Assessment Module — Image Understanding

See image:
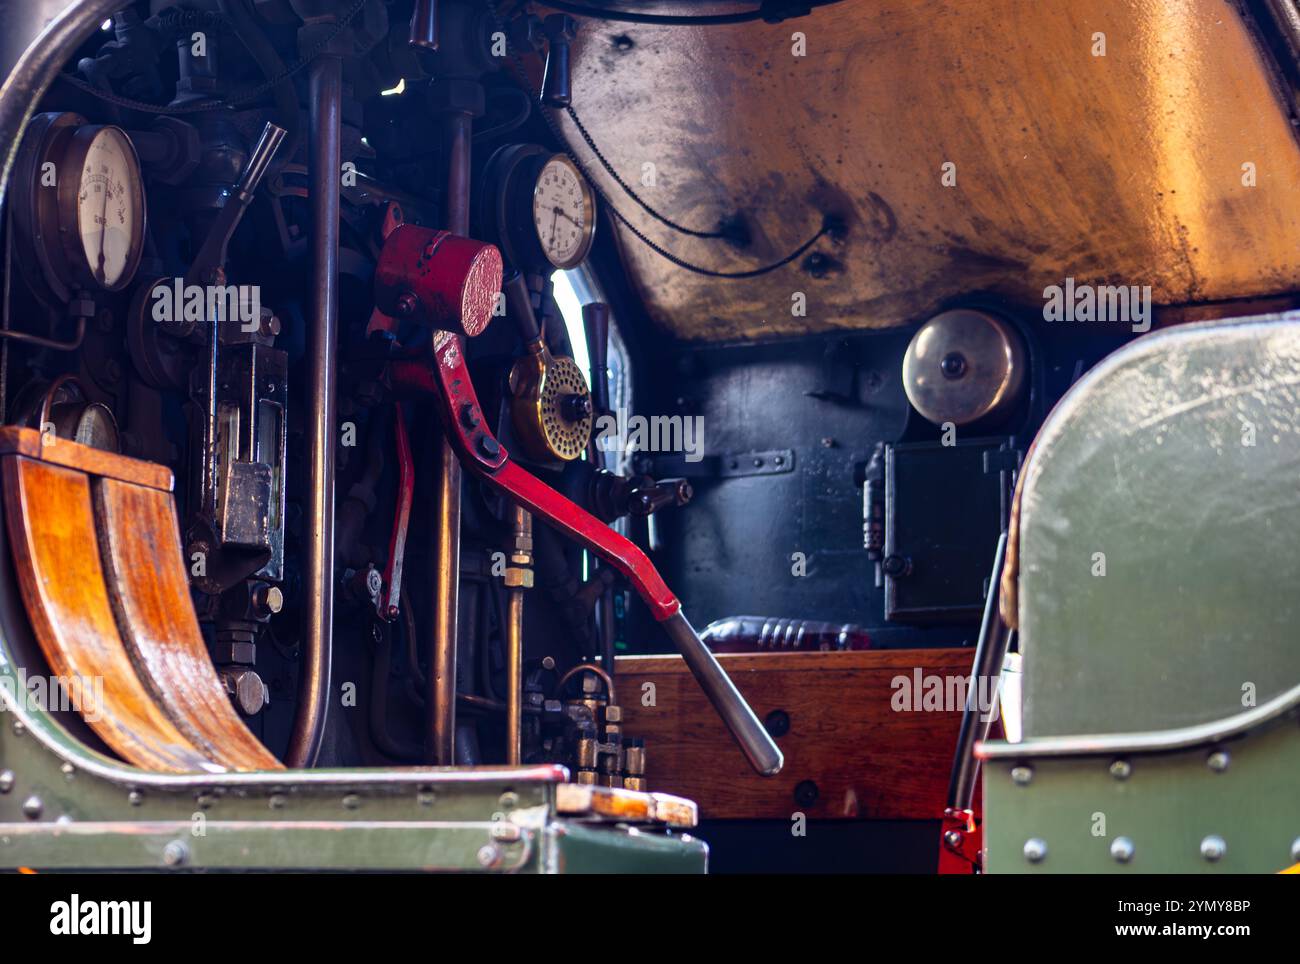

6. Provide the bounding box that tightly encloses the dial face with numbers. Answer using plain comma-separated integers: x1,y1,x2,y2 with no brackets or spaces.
531,154,595,269
73,127,144,290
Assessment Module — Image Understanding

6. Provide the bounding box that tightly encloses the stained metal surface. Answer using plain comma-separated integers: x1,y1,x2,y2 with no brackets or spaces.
1014,312,1300,738
557,0,1300,341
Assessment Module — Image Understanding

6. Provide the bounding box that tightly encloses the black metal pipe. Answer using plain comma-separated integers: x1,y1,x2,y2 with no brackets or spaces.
443,111,473,234
286,53,342,768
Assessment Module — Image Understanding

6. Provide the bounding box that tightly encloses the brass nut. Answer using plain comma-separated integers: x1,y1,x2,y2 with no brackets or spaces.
503,568,534,588
603,705,622,723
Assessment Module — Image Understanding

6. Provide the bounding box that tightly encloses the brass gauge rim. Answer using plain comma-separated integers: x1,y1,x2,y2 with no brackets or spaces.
510,345,593,462
532,153,596,270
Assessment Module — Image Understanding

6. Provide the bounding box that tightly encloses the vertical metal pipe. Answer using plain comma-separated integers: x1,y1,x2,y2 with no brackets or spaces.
428,444,460,765
409,0,439,51
427,109,474,764
286,54,342,768
443,111,473,235
506,506,531,765
583,303,615,672
946,532,1011,811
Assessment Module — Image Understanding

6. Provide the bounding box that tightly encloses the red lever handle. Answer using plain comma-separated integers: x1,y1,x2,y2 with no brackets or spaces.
389,333,783,776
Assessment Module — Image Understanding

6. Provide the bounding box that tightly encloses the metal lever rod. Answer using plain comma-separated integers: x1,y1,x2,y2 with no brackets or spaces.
389,336,784,776
946,531,1011,812
186,121,286,288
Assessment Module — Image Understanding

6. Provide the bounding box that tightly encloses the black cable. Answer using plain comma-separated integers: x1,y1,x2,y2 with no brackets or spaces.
473,86,534,141
57,0,369,116
607,205,832,278
561,103,728,239
490,1,734,238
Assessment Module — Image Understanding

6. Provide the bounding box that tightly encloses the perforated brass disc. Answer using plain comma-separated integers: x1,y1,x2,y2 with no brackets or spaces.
540,355,592,460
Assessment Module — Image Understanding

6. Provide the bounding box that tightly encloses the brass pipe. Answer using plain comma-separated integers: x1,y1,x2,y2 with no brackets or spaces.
428,448,460,764
506,585,524,764
427,107,474,765
506,506,532,765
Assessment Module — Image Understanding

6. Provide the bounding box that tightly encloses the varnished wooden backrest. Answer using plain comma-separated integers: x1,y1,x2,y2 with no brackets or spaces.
0,427,280,771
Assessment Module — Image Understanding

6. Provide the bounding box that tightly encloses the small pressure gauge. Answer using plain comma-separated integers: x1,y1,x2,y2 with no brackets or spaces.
531,154,595,269
479,144,597,272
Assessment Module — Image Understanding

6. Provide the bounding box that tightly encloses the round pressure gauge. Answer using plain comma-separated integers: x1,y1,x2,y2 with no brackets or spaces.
13,112,147,302
64,125,146,290
478,144,596,272
531,154,595,269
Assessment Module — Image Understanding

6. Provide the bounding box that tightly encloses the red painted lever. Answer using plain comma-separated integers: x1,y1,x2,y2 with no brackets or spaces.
389,332,783,776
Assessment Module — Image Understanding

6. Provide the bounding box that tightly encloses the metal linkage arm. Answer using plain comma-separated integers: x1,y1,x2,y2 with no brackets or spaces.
390,335,783,777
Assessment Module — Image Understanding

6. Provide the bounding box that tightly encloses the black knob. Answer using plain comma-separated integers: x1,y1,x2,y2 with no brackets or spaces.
560,393,592,422
583,302,610,415
542,14,577,108
941,351,967,379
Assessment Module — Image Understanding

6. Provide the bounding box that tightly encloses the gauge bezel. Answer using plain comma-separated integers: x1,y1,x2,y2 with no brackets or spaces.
12,112,84,306
55,123,147,293
531,153,596,270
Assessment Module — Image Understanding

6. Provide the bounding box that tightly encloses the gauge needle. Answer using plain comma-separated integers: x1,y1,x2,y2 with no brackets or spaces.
549,208,559,247
95,182,110,285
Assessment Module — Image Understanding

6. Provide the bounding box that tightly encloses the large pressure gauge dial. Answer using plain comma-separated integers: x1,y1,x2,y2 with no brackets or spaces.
68,125,146,290
531,154,595,269
13,112,147,302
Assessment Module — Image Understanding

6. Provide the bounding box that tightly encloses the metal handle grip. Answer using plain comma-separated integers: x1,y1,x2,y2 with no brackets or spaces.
660,610,784,776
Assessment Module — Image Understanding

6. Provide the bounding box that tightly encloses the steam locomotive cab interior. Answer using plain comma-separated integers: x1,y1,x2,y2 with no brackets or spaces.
2,0,1300,876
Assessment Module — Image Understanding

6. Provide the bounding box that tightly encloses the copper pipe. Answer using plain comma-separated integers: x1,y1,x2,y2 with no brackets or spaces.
506,506,532,765
557,663,617,704
428,447,460,764
286,53,341,768
427,108,474,764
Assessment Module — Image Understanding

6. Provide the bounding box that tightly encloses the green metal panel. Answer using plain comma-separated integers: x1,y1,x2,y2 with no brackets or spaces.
548,822,708,874
983,717,1300,874
984,312,1300,873
0,641,705,873
1017,313,1300,737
